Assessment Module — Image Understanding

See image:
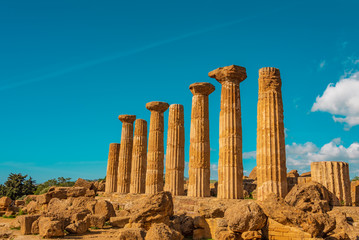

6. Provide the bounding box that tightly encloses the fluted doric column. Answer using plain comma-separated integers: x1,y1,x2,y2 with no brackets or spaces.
311,161,351,206
164,104,185,196
209,65,246,199
256,67,287,201
117,115,136,193
188,82,215,197
145,101,169,194
105,143,121,193
130,119,148,194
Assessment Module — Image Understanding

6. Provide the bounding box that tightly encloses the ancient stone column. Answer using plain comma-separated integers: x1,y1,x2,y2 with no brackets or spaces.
209,65,246,199
164,104,185,196
188,82,215,197
105,143,121,193
311,161,352,206
351,181,359,206
130,119,148,194
256,67,288,201
145,101,169,194
117,115,136,193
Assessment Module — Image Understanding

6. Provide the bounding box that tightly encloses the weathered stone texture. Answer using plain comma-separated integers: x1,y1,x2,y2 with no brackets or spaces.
298,176,311,185
209,65,246,199
256,67,287,201
311,161,351,206
145,101,169,194
105,143,121,193
351,180,359,206
164,104,185,196
130,119,148,194
188,82,215,197
117,115,136,193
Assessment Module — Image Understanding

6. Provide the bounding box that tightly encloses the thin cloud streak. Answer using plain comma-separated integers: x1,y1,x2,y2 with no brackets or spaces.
0,5,293,92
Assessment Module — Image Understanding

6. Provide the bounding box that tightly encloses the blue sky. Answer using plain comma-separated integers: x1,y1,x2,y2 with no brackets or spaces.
1,0,359,183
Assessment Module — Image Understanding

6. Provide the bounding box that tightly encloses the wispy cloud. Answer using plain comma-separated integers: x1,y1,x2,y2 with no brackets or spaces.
0,5,295,92
318,60,326,70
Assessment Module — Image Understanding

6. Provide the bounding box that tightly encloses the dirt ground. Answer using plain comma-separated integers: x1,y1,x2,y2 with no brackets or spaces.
0,217,120,240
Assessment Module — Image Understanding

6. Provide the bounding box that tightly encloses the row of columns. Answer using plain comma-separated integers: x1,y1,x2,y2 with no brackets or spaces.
105,65,288,200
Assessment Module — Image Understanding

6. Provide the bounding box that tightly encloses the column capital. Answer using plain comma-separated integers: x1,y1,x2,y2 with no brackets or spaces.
118,114,136,123
209,65,247,84
146,101,169,113
189,82,215,96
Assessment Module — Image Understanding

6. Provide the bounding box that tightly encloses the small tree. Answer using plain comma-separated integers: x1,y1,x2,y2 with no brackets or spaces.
352,176,359,181
0,173,36,200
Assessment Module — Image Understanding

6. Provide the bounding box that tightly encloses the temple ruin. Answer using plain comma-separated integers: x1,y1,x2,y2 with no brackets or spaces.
103,65,353,207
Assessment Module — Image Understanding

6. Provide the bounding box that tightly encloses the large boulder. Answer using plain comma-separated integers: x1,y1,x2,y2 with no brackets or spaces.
287,169,299,178
129,191,174,230
22,200,40,214
259,193,335,238
74,178,97,192
170,215,194,237
241,230,262,240
328,208,359,240
46,186,88,200
285,181,331,213
224,200,267,233
110,216,130,228
145,223,183,240
117,228,146,240
0,197,12,210
86,214,106,228
249,167,257,180
47,197,94,226
94,180,106,192
18,215,40,235
65,220,88,234
94,200,116,220
38,217,65,238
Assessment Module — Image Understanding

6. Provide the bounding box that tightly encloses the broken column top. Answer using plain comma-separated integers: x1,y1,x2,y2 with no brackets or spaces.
146,101,169,112
312,161,349,166
118,114,136,123
208,65,247,84
259,67,280,77
258,67,281,92
189,82,215,96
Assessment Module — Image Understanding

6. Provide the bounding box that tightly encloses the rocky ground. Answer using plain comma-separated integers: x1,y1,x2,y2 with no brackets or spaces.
1,179,359,240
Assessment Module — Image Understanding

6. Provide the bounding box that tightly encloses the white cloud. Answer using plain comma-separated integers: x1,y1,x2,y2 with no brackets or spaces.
210,164,218,180
243,151,256,159
242,139,359,177
286,138,359,176
312,71,359,128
